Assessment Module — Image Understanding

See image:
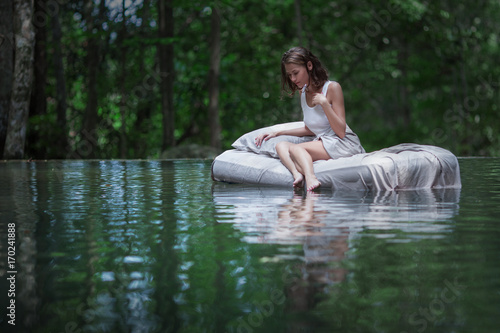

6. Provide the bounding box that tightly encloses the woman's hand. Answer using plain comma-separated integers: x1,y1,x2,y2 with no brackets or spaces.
311,93,328,108
254,132,278,147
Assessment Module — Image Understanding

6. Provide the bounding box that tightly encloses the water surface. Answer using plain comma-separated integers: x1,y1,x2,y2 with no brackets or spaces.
0,158,499,332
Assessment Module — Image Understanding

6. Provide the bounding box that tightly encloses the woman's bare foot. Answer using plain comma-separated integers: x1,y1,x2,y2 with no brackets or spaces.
292,173,304,188
305,176,321,192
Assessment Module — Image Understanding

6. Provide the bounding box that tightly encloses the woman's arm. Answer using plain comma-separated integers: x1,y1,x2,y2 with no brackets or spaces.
278,126,315,137
254,125,314,147
312,81,347,138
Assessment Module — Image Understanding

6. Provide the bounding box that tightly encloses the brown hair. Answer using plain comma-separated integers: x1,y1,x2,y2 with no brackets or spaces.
281,46,329,97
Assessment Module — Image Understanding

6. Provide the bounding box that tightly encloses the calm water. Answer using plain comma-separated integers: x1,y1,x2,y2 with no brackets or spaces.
0,158,499,333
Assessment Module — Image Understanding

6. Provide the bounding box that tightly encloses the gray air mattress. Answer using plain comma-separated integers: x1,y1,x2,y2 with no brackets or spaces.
211,124,461,191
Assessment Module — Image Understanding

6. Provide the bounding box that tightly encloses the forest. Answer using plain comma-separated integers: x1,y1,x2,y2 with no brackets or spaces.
1,0,499,160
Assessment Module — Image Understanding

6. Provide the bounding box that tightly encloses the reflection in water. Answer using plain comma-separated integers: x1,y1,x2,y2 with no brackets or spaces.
0,161,194,332
1,160,281,332
212,184,461,328
3,159,500,333
212,184,461,245
275,193,349,328
3,164,39,329
275,192,349,279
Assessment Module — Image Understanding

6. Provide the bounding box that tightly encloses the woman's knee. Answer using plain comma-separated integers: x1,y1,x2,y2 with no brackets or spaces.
276,141,291,154
288,144,304,159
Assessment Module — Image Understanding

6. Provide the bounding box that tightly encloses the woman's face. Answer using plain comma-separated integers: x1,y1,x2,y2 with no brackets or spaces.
284,61,312,90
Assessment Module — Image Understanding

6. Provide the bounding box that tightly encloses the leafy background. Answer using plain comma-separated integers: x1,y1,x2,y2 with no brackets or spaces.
24,0,500,159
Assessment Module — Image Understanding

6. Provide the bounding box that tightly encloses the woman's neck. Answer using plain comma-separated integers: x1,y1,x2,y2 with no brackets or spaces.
305,84,322,94
306,80,327,93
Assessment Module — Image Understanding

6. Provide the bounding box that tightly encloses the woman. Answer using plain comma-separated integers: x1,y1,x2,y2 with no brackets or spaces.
255,47,365,191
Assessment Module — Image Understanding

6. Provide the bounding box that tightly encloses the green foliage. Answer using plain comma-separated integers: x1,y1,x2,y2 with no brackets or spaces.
27,0,500,159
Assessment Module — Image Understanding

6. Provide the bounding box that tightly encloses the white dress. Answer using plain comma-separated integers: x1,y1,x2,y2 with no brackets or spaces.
302,81,365,159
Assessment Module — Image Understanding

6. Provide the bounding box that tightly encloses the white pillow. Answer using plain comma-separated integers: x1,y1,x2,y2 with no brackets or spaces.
231,122,314,158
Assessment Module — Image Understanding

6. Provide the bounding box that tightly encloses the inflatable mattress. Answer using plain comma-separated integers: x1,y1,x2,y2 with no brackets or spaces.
211,122,461,191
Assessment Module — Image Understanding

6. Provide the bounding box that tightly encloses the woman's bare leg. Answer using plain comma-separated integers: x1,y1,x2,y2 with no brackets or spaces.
289,141,330,191
276,142,304,188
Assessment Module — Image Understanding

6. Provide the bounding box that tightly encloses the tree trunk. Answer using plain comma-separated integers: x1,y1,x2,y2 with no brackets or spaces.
51,9,69,158
82,0,104,158
294,0,304,47
26,0,47,158
158,0,175,151
4,0,35,159
208,6,221,150
30,0,47,117
119,0,128,159
132,0,152,158
0,0,14,157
